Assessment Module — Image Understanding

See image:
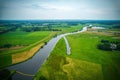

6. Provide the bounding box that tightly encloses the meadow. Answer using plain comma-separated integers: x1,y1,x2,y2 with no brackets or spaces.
0,31,50,49
35,30,120,80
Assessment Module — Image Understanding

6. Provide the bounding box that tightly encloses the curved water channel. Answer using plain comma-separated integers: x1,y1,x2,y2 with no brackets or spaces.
63,36,71,55
8,27,87,80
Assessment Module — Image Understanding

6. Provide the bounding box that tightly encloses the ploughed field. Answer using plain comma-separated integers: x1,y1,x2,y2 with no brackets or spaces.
35,30,120,80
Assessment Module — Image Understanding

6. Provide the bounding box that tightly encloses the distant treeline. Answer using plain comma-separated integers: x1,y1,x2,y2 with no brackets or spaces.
0,23,21,34
20,26,62,32
0,20,120,33
112,25,120,28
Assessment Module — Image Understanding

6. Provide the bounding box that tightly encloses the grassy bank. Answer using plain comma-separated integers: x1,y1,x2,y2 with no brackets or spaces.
35,30,120,80
12,32,55,64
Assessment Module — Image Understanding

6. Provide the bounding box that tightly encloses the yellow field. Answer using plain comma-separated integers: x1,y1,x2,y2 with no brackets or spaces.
12,43,44,64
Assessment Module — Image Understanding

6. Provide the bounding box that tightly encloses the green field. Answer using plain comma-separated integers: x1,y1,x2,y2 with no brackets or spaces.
0,31,51,47
35,31,120,80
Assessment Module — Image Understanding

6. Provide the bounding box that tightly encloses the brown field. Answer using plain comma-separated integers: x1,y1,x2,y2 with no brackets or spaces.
12,43,44,64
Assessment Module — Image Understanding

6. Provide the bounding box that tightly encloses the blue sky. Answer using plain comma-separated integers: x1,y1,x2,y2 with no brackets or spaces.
0,0,120,20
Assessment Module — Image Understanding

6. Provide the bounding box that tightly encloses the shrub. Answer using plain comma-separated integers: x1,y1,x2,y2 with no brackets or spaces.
0,69,11,80
44,42,47,45
39,75,47,80
117,44,120,50
4,44,12,48
98,43,111,51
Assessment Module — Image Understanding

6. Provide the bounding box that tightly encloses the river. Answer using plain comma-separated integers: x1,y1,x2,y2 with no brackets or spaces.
8,27,87,80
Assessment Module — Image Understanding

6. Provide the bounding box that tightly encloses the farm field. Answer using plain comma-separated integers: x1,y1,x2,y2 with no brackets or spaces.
35,30,120,80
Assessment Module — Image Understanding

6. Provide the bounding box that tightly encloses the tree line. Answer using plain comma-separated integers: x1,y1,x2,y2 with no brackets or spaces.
97,39,120,51
20,26,61,32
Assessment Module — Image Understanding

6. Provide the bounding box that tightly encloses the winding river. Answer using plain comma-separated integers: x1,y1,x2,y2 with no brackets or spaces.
8,27,87,80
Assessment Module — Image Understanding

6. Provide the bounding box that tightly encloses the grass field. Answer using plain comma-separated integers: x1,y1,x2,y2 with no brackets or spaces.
0,31,51,48
35,30,120,80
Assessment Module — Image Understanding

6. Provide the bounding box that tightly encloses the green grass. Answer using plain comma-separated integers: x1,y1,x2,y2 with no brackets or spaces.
67,32,120,80
0,31,50,47
67,33,116,64
35,31,120,80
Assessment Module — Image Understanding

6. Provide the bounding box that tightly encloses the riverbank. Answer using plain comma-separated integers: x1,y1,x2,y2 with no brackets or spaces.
12,32,56,64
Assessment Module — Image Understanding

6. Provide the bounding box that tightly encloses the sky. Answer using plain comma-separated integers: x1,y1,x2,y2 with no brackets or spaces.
0,0,120,20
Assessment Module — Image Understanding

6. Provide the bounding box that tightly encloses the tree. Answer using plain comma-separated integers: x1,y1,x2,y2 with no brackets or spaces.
98,43,111,51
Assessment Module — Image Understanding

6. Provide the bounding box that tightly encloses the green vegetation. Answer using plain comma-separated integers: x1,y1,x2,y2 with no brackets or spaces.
35,31,120,80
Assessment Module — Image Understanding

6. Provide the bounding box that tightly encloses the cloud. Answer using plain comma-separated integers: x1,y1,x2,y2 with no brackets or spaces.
0,0,120,20
28,4,57,10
